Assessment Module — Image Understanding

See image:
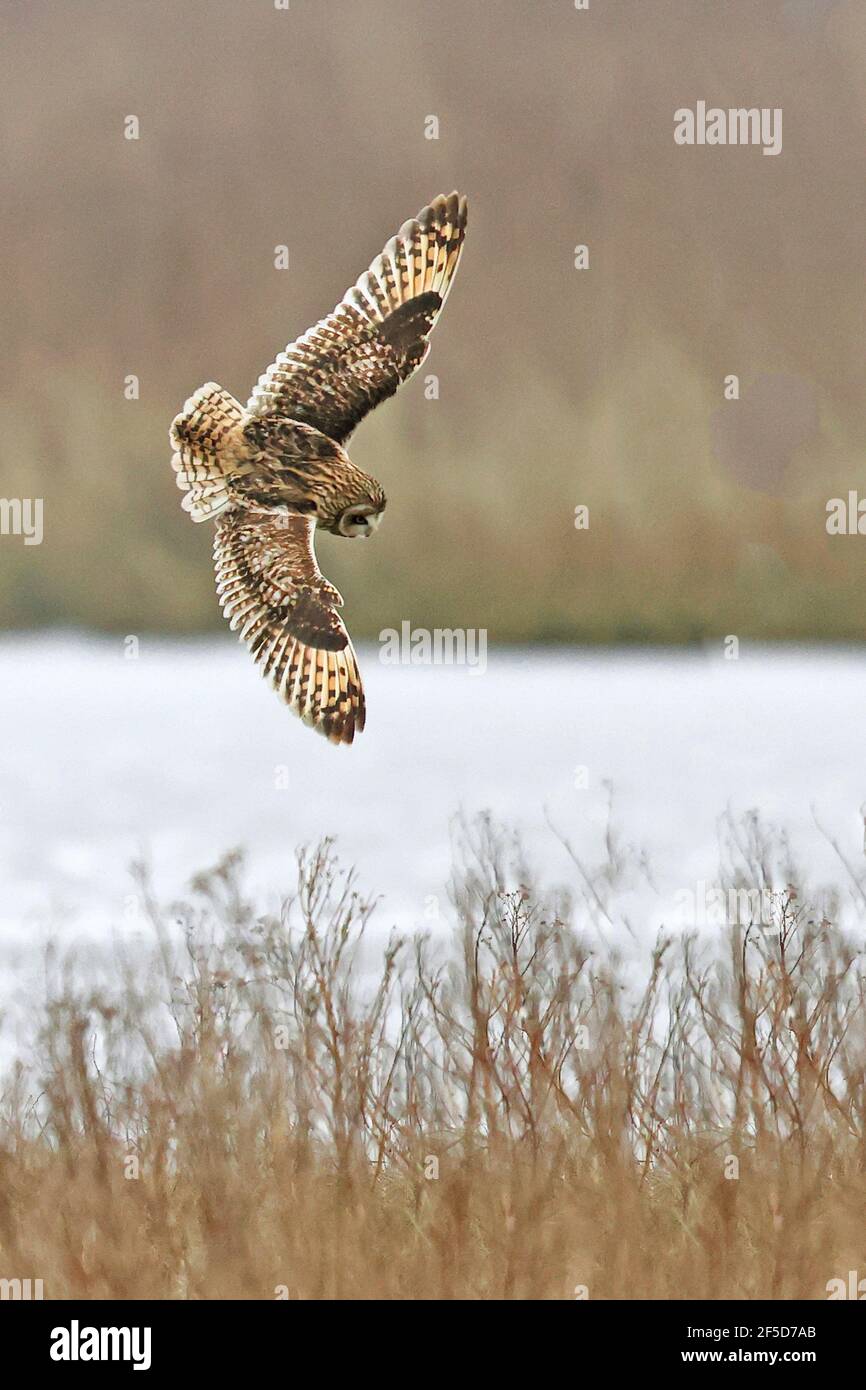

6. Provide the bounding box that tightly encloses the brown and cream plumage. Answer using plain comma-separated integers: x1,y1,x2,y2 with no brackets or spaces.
170,191,468,744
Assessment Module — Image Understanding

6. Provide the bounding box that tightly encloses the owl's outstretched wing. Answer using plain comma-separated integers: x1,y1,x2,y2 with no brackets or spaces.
247,191,468,444
214,510,365,745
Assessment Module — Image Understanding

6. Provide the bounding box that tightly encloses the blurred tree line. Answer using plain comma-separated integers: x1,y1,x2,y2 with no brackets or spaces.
1,0,863,641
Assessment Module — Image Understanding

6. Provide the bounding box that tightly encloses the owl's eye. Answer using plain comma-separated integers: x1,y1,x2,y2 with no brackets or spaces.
338,509,375,537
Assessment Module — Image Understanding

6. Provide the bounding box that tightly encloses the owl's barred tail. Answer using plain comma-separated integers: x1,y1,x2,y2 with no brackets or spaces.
170,383,254,522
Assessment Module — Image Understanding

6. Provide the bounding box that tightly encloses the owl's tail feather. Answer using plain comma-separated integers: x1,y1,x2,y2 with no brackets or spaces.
170,382,254,522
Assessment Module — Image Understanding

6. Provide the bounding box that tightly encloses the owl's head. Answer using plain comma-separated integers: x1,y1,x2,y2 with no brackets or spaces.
333,503,385,539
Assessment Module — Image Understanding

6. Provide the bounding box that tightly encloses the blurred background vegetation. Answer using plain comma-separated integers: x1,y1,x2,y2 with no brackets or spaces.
1,0,864,642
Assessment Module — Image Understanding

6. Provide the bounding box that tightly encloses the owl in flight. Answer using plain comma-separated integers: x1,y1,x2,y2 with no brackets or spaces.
170,192,468,744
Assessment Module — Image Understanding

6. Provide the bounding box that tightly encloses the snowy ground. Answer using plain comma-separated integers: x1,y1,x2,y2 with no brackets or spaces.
0,634,864,951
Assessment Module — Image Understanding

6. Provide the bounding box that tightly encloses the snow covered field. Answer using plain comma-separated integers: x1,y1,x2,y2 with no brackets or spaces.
1,634,863,947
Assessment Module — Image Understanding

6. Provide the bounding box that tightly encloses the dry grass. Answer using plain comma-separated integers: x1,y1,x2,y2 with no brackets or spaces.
2,814,866,1299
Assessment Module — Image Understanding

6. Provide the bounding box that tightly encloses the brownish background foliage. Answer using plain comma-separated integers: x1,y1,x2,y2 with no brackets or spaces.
1,0,864,639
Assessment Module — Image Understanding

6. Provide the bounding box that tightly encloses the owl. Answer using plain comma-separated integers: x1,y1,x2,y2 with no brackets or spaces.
170,192,468,744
